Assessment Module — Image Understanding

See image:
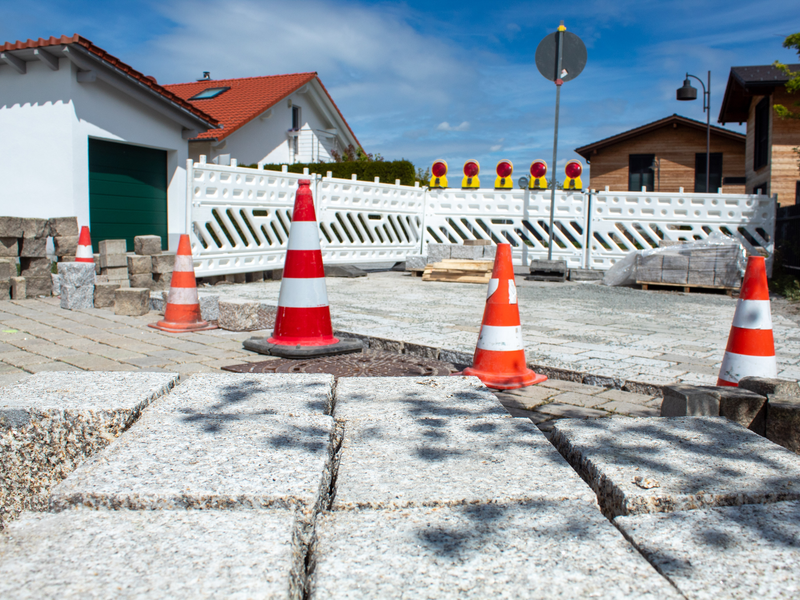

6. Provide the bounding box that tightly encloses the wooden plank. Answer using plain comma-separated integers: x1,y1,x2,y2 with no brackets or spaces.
636,280,739,294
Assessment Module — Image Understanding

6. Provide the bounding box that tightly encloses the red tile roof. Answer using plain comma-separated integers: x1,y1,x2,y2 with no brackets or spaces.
0,35,218,127
164,73,361,146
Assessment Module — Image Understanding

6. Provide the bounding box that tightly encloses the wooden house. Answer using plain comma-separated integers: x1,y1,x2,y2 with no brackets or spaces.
575,114,746,194
719,64,800,206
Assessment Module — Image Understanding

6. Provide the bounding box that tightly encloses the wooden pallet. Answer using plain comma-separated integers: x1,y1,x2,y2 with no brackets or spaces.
422,259,494,284
636,280,739,295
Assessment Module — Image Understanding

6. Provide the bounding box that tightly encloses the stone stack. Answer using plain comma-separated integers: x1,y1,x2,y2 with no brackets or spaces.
134,235,172,291
97,240,129,288
49,217,79,263
635,243,743,288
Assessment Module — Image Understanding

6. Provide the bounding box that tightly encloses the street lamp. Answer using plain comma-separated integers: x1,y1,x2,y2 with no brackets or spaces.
677,71,711,194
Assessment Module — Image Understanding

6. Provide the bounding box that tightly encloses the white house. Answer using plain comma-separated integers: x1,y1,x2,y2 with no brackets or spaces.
164,72,361,166
0,35,218,251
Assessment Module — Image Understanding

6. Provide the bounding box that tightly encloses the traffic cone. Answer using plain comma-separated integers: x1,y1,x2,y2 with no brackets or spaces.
75,226,93,263
149,234,217,333
242,179,362,358
717,255,776,386
462,244,547,390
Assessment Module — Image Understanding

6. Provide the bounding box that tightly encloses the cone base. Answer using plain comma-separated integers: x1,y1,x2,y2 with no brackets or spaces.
148,320,218,334
460,366,547,390
243,336,364,358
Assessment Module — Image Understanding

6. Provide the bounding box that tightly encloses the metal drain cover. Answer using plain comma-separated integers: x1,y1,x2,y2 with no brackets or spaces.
222,349,457,378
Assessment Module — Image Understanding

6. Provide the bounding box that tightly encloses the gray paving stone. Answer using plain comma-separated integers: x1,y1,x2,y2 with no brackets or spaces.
739,376,800,399
404,254,426,270
0,508,304,599
0,372,178,528
310,502,681,599
115,287,149,316
334,376,507,422
551,390,608,408
134,235,162,255
615,501,800,600
661,384,767,434
535,403,609,419
47,217,79,237
551,416,800,518
218,298,276,331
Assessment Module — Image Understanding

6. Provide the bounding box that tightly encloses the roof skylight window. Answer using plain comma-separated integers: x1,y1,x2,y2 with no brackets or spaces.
189,87,230,100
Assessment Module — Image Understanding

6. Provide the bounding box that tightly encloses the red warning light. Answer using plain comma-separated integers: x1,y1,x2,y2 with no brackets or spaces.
565,161,582,179
432,160,447,177
496,160,512,178
464,160,480,177
530,161,547,179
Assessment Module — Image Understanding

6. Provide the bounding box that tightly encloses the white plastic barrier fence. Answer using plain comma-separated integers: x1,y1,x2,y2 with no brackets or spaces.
186,159,775,277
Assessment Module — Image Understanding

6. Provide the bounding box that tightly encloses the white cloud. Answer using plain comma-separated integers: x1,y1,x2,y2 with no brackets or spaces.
437,121,470,132
490,144,503,152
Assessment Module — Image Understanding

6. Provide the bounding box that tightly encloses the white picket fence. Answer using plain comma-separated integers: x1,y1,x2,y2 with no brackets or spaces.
186,159,776,277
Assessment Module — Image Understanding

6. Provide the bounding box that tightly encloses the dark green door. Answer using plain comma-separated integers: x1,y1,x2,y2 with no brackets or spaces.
88,139,168,252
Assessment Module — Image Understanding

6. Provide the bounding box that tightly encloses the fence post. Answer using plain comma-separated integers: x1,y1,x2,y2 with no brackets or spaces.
185,158,194,245
584,189,593,269
420,188,429,255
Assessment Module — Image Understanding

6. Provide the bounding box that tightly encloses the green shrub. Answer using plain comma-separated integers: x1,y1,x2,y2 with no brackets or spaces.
243,160,417,187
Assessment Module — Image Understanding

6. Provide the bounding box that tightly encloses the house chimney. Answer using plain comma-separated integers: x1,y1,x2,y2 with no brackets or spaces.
197,71,211,81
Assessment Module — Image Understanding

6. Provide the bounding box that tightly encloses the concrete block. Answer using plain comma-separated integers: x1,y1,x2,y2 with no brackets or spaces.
450,244,484,260
98,253,127,268
311,503,681,600
19,257,50,276
0,509,303,599
662,254,689,270
638,253,663,269
426,243,451,263
127,254,152,274
60,284,94,310
150,292,165,312
615,501,800,600
661,384,767,434
25,276,52,297
129,273,153,289
661,268,689,284
234,272,247,283
52,235,78,257
93,256,100,274
10,277,25,300
0,237,18,257
57,262,95,287
47,216,79,237
246,270,264,283
199,294,219,321
636,268,662,283
714,270,742,288
21,217,47,239
766,398,800,454
19,237,46,258
529,259,568,273
152,272,171,291
551,416,800,518
0,260,15,279
134,235,162,255
116,279,130,288
404,254,426,270
0,371,177,528
0,280,8,300
333,416,596,510
114,287,150,316
738,376,800,399
50,273,59,296
218,299,277,331
687,269,715,285
94,282,121,308
98,239,127,255
101,266,129,280
568,268,604,281
151,253,176,274
482,244,496,259
0,217,23,237
463,239,492,246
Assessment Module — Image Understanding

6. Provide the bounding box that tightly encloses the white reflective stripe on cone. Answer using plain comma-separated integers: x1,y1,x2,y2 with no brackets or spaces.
508,280,517,304
486,279,499,299
718,351,777,383
732,299,773,330
476,325,524,352
167,287,200,305
287,222,322,251
76,246,93,259
278,277,329,308
173,255,194,272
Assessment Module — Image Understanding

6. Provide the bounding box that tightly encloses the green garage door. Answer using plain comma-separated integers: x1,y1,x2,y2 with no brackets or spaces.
88,139,168,252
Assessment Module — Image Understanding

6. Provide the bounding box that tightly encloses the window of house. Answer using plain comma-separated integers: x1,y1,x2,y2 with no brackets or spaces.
628,154,655,191
188,87,230,100
694,153,723,193
754,97,769,171
292,106,301,130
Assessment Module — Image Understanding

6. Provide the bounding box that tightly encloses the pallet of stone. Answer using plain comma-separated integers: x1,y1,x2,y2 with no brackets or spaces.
421,259,493,283
526,259,567,282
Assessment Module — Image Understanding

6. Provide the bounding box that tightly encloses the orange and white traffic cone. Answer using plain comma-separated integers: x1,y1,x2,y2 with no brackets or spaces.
243,179,362,357
149,234,217,333
717,255,776,386
462,244,547,390
75,226,93,263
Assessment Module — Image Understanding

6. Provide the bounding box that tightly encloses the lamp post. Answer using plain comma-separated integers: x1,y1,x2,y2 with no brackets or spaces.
676,71,711,193
649,157,661,192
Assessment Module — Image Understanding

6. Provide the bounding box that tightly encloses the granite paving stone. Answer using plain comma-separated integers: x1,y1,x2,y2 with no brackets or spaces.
534,403,609,419
551,416,800,518
550,391,609,408
0,508,305,599
310,502,681,599
615,501,800,600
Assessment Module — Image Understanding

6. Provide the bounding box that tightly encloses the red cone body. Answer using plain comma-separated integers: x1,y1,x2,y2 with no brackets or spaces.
268,180,338,346
462,244,546,390
75,226,93,263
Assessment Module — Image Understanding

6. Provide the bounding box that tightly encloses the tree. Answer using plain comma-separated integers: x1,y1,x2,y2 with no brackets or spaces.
773,33,800,120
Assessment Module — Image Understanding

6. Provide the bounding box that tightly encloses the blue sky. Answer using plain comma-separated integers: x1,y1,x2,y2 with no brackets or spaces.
3,0,799,182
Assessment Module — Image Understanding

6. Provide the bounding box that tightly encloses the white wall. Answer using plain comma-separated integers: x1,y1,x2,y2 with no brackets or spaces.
0,57,191,250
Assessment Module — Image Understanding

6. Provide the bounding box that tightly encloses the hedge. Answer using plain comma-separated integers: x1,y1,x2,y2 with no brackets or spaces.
243,160,417,186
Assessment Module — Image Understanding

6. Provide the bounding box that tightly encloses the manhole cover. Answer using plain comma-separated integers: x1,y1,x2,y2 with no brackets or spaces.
222,349,457,378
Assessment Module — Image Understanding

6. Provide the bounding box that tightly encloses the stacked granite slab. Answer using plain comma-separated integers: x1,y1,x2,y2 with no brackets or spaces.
309,377,679,599
134,235,173,291
0,372,178,529
425,243,496,263
551,416,800,598
97,239,130,287
635,242,742,288
2,374,338,598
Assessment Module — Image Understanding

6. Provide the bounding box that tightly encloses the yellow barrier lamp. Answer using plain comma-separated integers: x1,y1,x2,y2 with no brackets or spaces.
494,160,513,189
462,160,480,189
431,159,448,188
529,160,548,190
563,160,583,190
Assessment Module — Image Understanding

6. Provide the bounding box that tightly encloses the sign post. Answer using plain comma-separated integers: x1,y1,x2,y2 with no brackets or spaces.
535,22,587,260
